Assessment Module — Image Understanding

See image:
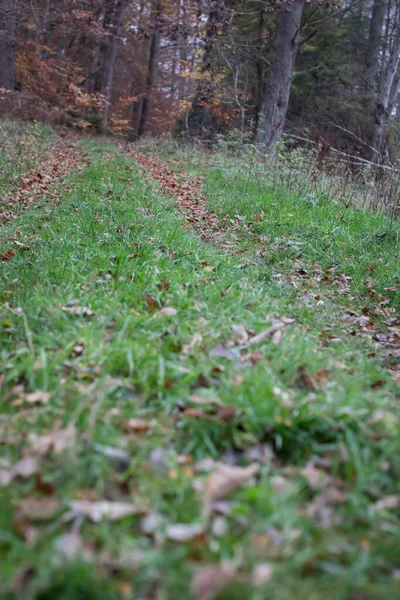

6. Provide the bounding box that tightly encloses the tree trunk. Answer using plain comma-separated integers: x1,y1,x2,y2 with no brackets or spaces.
0,0,18,90
253,7,265,137
103,0,127,126
255,1,304,152
365,0,386,92
372,3,400,153
138,0,161,137
186,0,226,139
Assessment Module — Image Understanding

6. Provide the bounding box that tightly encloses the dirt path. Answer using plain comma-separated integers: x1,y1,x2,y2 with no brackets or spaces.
0,141,86,228
129,150,235,250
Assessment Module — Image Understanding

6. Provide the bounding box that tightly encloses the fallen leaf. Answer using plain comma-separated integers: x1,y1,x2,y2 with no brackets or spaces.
295,366,316,390
141,511,164,535
62,306,95,317
71,344,85,357
307,483,346,528
0,456,39,486
201,462,260,501
231,324,249,345
28,426,76,456
54,530,93,561
155,306,177,317
215,405,237,422
248,323,286,345
209,344,236,361
0,250,15,261
313,368,330,387
251,563,274,586
93,444,131,467
127,418,151,433
24,390,51,405
166,522,205,542
35,474,55,495
182,407,206,418
374,495,399,511
301,461,328,489
240,349,263,365
190,393,223,406
12,516,37,543
271,328,282,345
68,500,137,522
17,497,61,521
192,562,237,600
144,294,160,312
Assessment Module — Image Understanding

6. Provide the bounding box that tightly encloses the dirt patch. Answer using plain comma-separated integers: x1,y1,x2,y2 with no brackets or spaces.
130,151,233,249
0,141,87,228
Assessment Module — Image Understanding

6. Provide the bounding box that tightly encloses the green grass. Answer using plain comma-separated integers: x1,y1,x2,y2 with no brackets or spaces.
0,121,54,201
0,131,400,599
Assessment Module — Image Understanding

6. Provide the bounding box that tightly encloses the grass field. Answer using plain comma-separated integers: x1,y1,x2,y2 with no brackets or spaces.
0,124,399,599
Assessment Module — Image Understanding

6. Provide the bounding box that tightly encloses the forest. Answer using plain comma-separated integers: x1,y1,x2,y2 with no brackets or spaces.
1,0,400,162
0,1,399,600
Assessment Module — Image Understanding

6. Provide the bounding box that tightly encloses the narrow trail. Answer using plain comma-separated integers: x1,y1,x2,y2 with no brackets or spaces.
129,149,400,386
129,150,235,250
0,141,86,229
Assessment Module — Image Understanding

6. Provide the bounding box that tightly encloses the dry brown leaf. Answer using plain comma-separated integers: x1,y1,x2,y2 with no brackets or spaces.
374,495,399,511
301,461,328,489
68,500,137,522
24,390,51,405
190,393,223,406
12,516,37,543
240,349,263,365
71,344,85,357
0,456,39,486
28,426,75,456
127,418,152,433
166,522,205,542
62,306,95,317
192,562,237,600
17,497,61,521
231,324,249,345
313,368,330,387
209,344,236,361
271,328,282,345
155,306,177,317
0,250,15,261
54,528,94,561
248,323,285,345
201,462,260,501
307,483,346,528
144,294,160,312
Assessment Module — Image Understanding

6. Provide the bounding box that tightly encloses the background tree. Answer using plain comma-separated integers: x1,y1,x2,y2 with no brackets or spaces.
0,0,18,90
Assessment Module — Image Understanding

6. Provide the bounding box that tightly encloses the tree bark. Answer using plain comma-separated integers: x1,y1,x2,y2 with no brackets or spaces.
0,0,18,90
103,0,127,126
372,2,400,153
253,7,265,137
365,0,386,92
186,0,226,139
138,0,161,137
255,1,304,152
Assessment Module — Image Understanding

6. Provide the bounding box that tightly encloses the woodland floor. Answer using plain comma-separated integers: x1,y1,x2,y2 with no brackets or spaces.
0,122,400,600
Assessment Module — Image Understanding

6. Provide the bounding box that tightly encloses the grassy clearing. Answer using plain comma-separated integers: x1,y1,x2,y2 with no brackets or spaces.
0,132,399,599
